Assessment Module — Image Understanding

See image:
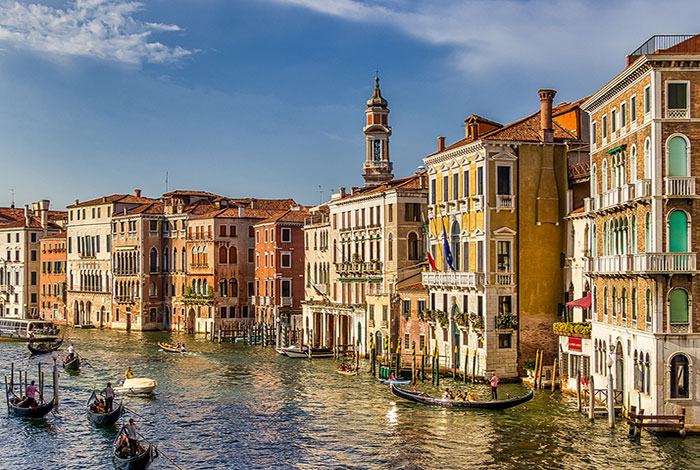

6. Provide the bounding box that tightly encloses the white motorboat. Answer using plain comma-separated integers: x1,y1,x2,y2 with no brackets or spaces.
114,377,157,396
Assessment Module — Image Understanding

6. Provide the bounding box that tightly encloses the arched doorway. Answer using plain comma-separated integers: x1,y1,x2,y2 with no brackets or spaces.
99,306,105,327
187,308,196,333
73,302,79,325
375,331,383,358
615,341,624,393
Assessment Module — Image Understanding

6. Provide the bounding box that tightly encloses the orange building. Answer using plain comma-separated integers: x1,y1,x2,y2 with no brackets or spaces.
254,208,309,336
39,232,67,324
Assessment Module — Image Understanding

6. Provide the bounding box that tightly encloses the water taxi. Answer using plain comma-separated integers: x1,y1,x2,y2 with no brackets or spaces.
0,319,59,342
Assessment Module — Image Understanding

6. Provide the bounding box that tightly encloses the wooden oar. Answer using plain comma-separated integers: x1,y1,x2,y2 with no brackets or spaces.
124,406,145,419
137,431,186,470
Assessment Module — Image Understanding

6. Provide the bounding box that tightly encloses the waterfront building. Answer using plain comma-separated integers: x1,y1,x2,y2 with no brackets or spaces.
301,206,331,347
39,232,68,324
397,282,430,366
582,33,700,427
302,78,428,356
66,191,154,327
254,208,309,336
422,90,588,379
0,201,65,319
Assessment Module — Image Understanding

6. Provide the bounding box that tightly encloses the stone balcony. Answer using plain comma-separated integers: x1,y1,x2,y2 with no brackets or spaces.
495,194,515,211
665,177,696,197
586,253,696,275
584,180,651,213
336,261,382,277
422,271,484,290
281,297,292,307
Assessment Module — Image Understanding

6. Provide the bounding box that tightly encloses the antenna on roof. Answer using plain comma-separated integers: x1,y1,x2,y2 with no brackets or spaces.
318,185,323,205
165,171,169,193
10,188,14,209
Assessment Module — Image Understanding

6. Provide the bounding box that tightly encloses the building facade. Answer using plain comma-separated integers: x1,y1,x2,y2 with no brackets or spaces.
39,232,68,324
582,34,700,427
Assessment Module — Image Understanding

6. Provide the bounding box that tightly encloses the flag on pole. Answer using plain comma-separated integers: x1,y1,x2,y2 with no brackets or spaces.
424,221,437,271
442,225,456,272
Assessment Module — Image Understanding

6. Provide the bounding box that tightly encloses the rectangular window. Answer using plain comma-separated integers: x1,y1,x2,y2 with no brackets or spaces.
419,334,425,352
404,334,410,349
592,122,597,145
248,249,254,263
30,250,37,261
281,253,292,268
243,306,249,317
476,167,484,195
281,280,291,298
68,237,72,253
496,166,511,195
602,115,608,138
249,226,255,238
463,170,469,197
281,228,291,242
452,173,459,200
621,102,627,127
30,233,37,243
417,299,426,315
611,109,617,132
220,225,227,237
264,229,269,243
631,96,637,121
388,204,393,223
497,241,511,271
644,86,651,114
382,305,388,322
149,220,158,232
30,271,37,285
430,179,436,204
476,240,483,272
498,333,512,349
220,306,227,319
668,82,689,110
369,304,375,321
402,299,411,315
405,203,420,222
442,175,449,201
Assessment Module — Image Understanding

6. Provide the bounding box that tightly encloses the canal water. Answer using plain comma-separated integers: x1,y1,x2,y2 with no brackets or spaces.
0,329,698,470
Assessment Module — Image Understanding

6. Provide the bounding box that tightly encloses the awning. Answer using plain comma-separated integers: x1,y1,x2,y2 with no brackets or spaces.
566,293,591,309
606,144,626,154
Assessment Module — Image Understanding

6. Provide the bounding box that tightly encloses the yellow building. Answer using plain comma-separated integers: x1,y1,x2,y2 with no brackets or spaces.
422,90,587,378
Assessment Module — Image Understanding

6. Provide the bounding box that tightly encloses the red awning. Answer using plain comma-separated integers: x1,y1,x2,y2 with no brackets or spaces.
566,294,591,309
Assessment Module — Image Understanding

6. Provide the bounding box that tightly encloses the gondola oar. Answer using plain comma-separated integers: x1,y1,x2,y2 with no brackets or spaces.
137,431,185,470
124,406,145,419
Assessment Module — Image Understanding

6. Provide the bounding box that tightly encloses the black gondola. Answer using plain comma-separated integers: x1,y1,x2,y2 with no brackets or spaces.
113,426,157,470
390,383,534,410
87,391,123,427
7,391,55,418
63,354,80,371
27,334,64,355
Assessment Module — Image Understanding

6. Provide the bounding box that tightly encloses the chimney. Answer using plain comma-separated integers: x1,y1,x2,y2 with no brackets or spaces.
438,136,446,152
74,199,79,206
538,89,557,143
134,189,142,198
38,199,49,233
24,204,29,226
238,206,245,218
339,187,346,198
249,200,257,209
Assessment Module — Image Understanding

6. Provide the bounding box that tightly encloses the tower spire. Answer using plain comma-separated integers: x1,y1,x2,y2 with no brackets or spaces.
362,76,393,186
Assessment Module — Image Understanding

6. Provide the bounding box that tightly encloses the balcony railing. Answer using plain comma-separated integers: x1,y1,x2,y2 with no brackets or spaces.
281,297,292,307
666,108,690,119
336,261,382,277
494,272,513,285
665,177,696,197
633,252,696,273
495,194,515,211
635,179,652,198
473,195,483,212
422,271,484,290
670,322,690,334
250,295,256,305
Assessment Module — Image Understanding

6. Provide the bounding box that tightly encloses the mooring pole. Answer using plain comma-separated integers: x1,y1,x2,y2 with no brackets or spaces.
607,360,615,428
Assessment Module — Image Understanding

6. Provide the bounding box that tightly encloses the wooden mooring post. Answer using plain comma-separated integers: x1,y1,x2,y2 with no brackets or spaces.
589,375,595,421
576,368,582,412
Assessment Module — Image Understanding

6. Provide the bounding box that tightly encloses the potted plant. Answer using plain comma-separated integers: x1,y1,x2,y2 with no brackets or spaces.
523,359,536,377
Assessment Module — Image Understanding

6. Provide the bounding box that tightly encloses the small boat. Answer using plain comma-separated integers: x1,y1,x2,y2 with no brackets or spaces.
158,342,185,354
275,347,288,356
115,378,158,396
390,383,534,410
86,391,123,427
63,354,80,371
7,391,55,418
280,346,334,358
337,369,357,376
378,378,411,386
28,334,65,355
113,426,157,470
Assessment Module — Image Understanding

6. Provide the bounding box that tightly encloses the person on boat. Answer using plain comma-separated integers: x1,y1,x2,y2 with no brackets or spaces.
125,366,133,379
26,380,39,407
443,388,453,400
28,332,35,342
490,373,500,400
101,382,115,412
125,418,140,456
66,343,75,361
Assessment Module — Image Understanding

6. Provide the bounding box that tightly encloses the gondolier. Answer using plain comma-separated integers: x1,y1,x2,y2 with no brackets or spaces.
125,418,140,456
101,382,115,412
26,380,38,407
490,373,500,400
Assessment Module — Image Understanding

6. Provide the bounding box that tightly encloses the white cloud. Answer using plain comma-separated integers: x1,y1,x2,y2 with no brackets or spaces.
0,0,192,64
268,0,700,76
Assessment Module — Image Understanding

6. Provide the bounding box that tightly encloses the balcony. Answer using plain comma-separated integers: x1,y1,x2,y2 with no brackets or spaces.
312,284,328,295
665,177,696,197
336,261,382,277
495,194,515,211
587,255,633,274
670,322,690,334
633,252,696,273
634,179,652,199
494,272,513,286
666,108,690,119
250,295,256,305
281,297,292,307
421,271,484,290
472,195,483,212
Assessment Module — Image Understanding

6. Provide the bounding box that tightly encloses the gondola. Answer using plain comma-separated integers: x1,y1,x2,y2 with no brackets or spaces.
113,426,157,470
87,391,123,427
337,369,357,376
7,391,55,418
158,342,185,354
63,354,80,371
27,334,64,355
280,346,334,358
390,383,534,410
378,378,410,385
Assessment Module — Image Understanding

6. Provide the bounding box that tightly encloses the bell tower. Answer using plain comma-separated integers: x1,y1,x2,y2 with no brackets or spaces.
362,76,393,186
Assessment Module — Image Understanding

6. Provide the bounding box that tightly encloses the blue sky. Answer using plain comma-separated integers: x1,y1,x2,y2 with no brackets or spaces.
1,0,699,209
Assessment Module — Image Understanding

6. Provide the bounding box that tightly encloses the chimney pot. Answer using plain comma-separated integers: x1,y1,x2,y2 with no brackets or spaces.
438,136,446,152
134,189,142,198
538,89,557,143
74,199,79,206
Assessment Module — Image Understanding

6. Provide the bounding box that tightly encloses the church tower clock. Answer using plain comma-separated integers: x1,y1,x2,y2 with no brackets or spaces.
362,77,394,186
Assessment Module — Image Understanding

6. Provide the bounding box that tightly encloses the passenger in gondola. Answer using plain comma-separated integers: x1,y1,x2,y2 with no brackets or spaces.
116,432,130,457
125,418,140,456
26,380,39,407
66,343,75,361
101,382,115,412
125,366,133,379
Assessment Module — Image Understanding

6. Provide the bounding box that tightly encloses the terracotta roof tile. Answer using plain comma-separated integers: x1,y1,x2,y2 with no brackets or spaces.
338,173,426,202
398,282,427,292
41,231,67,240
68,194,155,208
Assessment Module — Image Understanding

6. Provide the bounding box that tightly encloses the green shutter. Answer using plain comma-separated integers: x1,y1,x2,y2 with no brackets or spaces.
669,210,688,252
668,136,688,177
669,289,689,323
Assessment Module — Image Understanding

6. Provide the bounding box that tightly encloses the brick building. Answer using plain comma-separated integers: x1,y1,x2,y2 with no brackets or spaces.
39,232,67,324
582,33,700,428
397,283,430,363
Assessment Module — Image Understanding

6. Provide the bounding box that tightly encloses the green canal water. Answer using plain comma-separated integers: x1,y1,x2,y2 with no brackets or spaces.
0,329,698,469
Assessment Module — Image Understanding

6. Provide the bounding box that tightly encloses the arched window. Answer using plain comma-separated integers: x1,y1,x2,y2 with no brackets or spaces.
191,247,196,265
408,232,419,261
203,247,208,266
306,263,311,287
388,234,393,262
633,350,639,390
150,248,158,272
219,279,228,297
592,224,597,257
591,164,597,195
229,247,237,264
629,145,637,182
670,354,690,398
669,289,689,324
632,288,638,323
621,288,628,322
603,222,608,255
644,213,651,252
612,287,618,319
645,353,651,394
669,210,689,252
150,281,157,297
182,249,186,270
163,248,169,272
203,279,208,295
173,248,178,271
230,279,238,297
644,138,651,179
668,136,689,177
603,287,609,318
219,246,228,264
646,289,653,326
630,216,637,254
602,159,608,192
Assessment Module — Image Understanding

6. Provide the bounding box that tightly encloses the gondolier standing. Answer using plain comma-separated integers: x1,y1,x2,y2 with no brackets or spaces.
26,380,39,407
125,418,140,456
101,382,115,412
490,373,499,400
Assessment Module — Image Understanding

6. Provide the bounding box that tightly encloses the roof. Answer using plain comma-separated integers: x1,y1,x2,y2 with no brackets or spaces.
162,190,220,198
398,282,427,292
41,231,67,240
256,208,311,226
568,161,590,180
570,206,585,215
0,217,62,230
68,194,155,208
191,207,284,221
337,172,427,202
464,114,502,128
113,202,165,216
